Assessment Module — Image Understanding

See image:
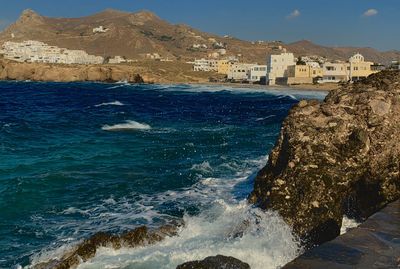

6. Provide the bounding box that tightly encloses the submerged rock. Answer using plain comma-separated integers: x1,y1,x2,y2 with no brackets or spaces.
176,255,251,269
249,70,400,246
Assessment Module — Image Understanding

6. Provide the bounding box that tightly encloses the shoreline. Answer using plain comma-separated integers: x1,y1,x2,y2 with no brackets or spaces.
0,78,334,93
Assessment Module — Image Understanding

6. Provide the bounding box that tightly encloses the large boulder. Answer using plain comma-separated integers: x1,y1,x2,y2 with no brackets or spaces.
249,71,400,246
176,255,251,269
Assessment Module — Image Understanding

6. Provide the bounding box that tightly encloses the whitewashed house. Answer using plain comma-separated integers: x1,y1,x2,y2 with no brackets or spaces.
266,53,296,85
193,58,218,72
93,26,109,33
248,65,267,82
227,63,253,81
321,62,349,83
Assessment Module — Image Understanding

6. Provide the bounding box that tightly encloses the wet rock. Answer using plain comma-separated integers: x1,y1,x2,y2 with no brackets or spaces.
282,200,400,269
33,224,179,269
249,70,400,246
176,255,251,269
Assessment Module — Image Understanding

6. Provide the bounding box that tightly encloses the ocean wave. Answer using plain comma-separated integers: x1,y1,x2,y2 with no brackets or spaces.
155,84,327,100
255,115,276,121
94,101,124,107
340,216,360,234
27,155,270,268
77,200,301,269
190,161,213,175
101,120,151,131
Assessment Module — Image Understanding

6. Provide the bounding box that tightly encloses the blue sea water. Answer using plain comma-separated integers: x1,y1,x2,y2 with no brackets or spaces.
0,81,326,269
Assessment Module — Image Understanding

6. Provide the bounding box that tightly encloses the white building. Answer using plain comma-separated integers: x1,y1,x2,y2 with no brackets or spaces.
266,53,296,85
193,58,218,72
227,63,253,81
108,56,127,64
321,62,349,83
145,53,161,60
93,26,109,33
248,65,267,82
1,40,104,64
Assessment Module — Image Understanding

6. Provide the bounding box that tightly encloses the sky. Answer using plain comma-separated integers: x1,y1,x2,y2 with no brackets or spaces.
0,0,399,51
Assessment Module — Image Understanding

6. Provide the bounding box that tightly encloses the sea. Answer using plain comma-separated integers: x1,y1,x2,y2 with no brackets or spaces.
0,81,327,269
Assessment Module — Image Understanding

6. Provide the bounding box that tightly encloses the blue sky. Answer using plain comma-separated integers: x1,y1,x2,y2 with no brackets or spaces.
0,0,399,51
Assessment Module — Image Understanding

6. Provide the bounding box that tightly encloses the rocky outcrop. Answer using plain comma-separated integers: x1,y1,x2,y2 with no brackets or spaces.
0,60,145,83
249,71,400,246
0,59,215,83
33,225,178,269
283,199,400,269
176,255,251,269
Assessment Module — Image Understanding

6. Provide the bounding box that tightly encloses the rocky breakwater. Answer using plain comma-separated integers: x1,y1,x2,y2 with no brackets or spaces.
249,70,400,246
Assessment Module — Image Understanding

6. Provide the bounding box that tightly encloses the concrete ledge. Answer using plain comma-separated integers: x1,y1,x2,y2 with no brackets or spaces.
283,200,400,269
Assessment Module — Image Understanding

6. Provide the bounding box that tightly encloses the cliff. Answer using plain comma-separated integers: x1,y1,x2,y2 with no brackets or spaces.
249,70,400,246
0,59,216,83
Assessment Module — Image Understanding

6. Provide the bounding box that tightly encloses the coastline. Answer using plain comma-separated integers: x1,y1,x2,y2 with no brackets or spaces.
0,59,335,92
187,81,335,92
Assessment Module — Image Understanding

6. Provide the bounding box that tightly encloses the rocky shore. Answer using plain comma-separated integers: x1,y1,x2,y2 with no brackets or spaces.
0,59,215,84
249,70,400,246
31,71,400,268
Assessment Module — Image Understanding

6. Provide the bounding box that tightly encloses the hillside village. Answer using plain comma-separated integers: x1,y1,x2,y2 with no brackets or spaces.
1,38,399,86
192,51,398,85
0,9,399,85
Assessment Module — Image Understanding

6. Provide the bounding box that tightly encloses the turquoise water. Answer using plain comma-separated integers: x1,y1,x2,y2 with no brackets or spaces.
0,82,326,268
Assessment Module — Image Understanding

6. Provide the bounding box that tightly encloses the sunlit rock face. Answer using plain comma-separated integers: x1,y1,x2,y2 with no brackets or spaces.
250,70,400,246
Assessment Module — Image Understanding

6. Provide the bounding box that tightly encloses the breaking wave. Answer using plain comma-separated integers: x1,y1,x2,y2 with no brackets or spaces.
101,120,151,131
77,201,302,269
95,101,124,107
340,216,360,234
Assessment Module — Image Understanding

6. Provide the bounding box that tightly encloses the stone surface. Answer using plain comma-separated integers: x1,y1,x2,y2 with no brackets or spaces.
176,255,251,269
282,200,400,269
0,58,217,83
249,70,400,246
33,225,179,269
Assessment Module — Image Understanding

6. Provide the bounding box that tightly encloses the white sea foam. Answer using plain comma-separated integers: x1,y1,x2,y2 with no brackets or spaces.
27,155,272,268
255,115,276,121
101,120,151,131
77,200,301,269
190,161,213,175
154,84,327,100
94,101,124,107
106,85,127,90
340,216,360,234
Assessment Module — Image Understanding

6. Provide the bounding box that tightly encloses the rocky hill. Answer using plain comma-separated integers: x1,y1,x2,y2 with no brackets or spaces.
0,9,274,63
287,40,400,65
1,9,399,64
249,70,400,246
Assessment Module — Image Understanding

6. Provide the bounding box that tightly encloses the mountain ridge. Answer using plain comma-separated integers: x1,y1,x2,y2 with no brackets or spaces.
1,9,399,64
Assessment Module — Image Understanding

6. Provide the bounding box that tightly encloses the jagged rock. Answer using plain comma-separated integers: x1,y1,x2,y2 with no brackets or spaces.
176,255,251,269
33,225,179,269
249,70,400,246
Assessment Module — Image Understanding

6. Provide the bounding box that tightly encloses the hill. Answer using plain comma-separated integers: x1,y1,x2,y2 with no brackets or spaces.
0,9,399,65
287,40,400,64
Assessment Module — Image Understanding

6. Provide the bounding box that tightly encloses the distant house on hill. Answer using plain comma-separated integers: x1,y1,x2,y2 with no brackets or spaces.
93,26,109,34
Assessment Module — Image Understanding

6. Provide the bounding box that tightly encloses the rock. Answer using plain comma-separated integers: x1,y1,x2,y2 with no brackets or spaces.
282,200,400,269
249,70,400,247
33,224,179,269
0,59,146,83
176,255,251,269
